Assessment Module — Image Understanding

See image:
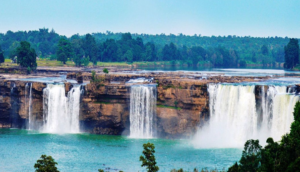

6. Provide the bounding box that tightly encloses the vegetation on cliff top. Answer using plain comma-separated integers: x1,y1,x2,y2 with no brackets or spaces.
157,104,182,110
103,68,109,74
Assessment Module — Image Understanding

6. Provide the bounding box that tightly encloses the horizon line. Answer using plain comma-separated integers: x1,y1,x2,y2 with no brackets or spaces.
1,28,299,40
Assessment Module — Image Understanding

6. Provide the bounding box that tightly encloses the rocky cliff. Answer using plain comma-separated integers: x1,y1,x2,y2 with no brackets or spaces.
0,75,209,138
0,73,277,138
0,80,46,128
79,73,210,138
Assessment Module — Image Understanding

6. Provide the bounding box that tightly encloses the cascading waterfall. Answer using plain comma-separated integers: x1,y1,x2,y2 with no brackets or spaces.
28,83,33,130
264,86,299,141
193,84,299,148
10,83,18,128
129,85,157,138
42,84,81,133
25,83,34,129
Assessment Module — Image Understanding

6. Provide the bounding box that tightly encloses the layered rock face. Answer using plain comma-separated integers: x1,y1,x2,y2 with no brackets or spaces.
156,79,209,138
0,81,46,128
0,73,275,138
80,74,209,138
81,84,130,135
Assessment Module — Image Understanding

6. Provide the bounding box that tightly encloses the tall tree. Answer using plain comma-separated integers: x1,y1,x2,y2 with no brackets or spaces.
84,34,97,65
239,139,262,172
143,42,156,61
261,45,269,56
0,45,4,64
16,41,37,69
140,142,159,172
189,46,207,65
101,39,118,62
162,43,181,61
56,37,73,64
70,34,85,66
284,38,299,69
123,50,133,63
73,48,85,66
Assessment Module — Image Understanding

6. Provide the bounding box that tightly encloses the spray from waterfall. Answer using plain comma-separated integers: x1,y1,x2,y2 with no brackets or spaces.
129,85,157,138
42,84,81,133
193,84,299,148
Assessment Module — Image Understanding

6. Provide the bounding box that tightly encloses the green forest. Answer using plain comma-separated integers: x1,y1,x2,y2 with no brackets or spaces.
0,28,297,68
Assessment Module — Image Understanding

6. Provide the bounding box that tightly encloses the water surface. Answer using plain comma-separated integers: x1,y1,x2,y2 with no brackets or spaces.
0,129,241,172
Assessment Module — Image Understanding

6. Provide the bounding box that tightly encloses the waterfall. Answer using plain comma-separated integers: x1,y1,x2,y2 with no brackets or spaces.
10,83,16,94
25,83,33,130
28,83,33,130
42,84,81,133
267,86,299,141
129,85,157,138
193,84,299,148
10,83,18,128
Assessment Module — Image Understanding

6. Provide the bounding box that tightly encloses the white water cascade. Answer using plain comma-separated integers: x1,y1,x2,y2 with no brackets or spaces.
193,84,299,148
42,84,81,133
260,86,299,141
10,83,16,94
28,83,33,130
129,85,157,138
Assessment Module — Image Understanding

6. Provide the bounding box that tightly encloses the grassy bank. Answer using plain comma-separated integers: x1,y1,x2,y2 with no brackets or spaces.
1,59,284,69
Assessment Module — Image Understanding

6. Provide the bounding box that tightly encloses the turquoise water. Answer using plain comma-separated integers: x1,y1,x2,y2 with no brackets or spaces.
0,129,241,172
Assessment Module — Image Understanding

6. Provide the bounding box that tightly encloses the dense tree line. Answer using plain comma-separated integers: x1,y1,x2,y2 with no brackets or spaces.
0,28,59,59
0,29,297,67
228,102,300,172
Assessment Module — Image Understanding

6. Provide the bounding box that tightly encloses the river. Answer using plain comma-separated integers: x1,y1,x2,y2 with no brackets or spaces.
0,129,241,172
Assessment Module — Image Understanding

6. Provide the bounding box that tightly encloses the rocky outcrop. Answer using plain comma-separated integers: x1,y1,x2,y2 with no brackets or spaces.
79,76,209,138
0,80,46,128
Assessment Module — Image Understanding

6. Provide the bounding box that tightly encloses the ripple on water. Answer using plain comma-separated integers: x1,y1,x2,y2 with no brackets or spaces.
0,129,242,172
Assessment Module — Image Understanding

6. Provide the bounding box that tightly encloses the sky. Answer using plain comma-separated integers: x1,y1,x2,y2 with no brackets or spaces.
1,0,300,38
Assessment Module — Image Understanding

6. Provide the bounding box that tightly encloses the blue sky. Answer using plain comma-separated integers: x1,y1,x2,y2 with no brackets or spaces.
1,0,300,37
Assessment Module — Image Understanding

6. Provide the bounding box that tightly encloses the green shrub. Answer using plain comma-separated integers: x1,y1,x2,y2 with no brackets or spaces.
140,142,159,172
34,155,59,172
103,68,109,74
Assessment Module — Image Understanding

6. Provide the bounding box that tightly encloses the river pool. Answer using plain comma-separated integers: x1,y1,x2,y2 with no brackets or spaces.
0,129,241,172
